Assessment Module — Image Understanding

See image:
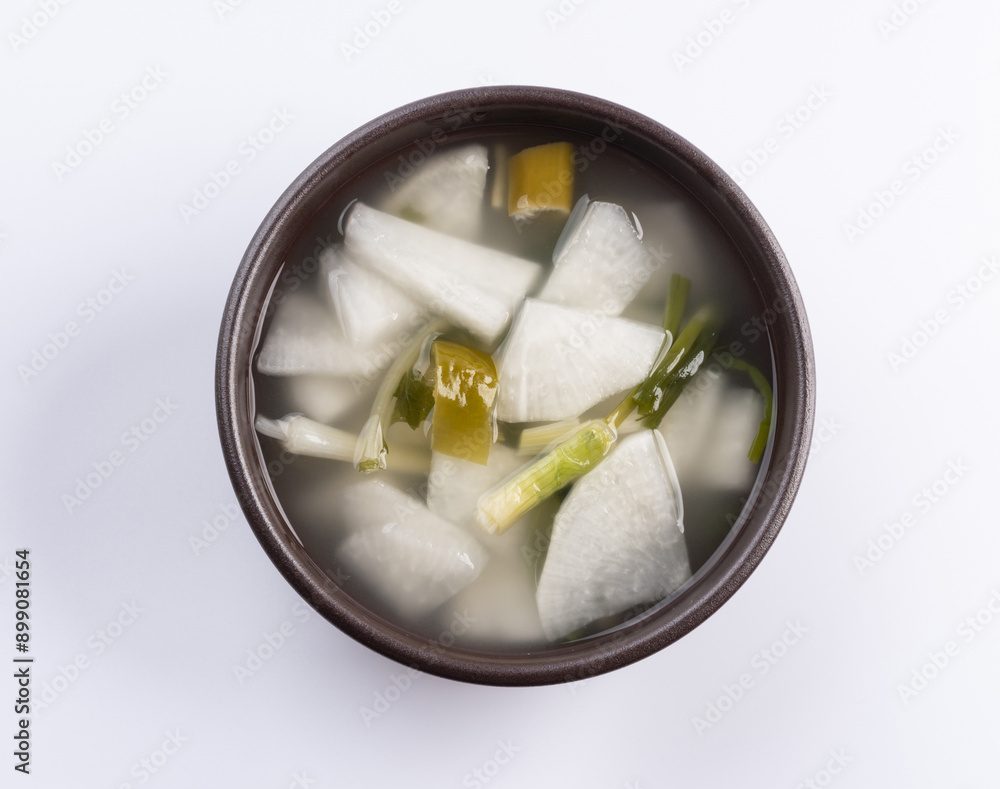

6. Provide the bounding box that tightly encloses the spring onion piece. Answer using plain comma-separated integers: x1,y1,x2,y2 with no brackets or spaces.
516,419,582,455
256,414,353,457
256,414,431,474
721,357,774,463
475,419,617,535
354,318,448,472
605,305,722,430
638,315,722,430
391,369,435,430
430,341,499,465
507,141,575,219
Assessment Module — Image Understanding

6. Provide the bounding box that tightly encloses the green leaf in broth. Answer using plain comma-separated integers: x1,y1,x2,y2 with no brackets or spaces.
391,369,435,430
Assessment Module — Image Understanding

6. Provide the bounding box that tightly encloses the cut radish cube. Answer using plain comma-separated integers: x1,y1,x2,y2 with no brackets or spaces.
256,291,374,378
334,479,488,618
285,374,365,424
428,446,549,646
496,298,666,423
540,198,653,315
427,446,526,530
658,371,765,491
344,203,542,344
381,143,489,240
439,528,547,646
323,246,425,351
536,430,690,641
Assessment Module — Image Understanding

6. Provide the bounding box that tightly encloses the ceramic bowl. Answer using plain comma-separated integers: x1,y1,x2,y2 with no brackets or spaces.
216,86,815,686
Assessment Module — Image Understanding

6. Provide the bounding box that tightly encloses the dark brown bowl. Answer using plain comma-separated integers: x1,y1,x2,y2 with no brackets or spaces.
216,85,815,686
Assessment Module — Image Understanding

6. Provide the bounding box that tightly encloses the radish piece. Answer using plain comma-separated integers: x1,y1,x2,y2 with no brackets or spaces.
381,143,489,240
427,446,549,646
439,517,548,646
536,430,690,641
427,446,526,529
323,246,425,351
540,198,653,315
256,291,374,378
658,372,765,491
285,374,365,424
334,479,488,618
496,298,666,423
343,202,542,344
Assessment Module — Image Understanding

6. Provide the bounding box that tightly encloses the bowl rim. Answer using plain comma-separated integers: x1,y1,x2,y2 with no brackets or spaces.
216,84,816,686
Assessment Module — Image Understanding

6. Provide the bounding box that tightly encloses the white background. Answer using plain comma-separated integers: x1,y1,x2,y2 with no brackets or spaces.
3,0,999,786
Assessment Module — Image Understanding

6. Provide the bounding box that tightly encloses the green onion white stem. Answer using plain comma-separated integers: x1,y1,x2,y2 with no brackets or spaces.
516,419,582,455
476,420,617,535
353,317,449,472
258,414,431,475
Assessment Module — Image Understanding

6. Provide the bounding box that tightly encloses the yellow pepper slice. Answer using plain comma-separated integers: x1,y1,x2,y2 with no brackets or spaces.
507,141,575,218
431,341,499,465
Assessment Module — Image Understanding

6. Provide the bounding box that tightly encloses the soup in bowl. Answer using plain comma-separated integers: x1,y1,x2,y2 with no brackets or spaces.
216,86,815,685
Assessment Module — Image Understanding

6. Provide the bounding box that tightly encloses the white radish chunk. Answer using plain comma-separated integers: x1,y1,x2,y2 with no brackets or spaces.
536,430,690,641
323,246,425,351
334,479,488,618
256,291,374,378
343,202,543,344
540,197,653,315
285,374,365,424
440,527,547,646
427,446,549,645
426,446,526,530
381,143,489,240
658,372,765,491
496,298,667,423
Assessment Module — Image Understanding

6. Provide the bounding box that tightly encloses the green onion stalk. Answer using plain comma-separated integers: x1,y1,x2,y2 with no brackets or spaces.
354,317,448,472
717,356,774,464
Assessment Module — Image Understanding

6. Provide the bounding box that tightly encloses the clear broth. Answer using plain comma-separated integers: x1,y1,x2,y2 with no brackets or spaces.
251,127,775,652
